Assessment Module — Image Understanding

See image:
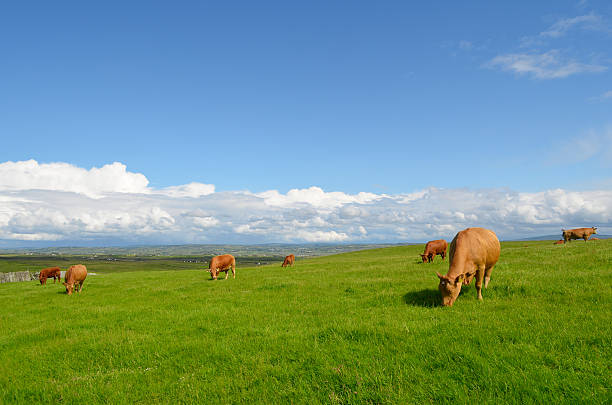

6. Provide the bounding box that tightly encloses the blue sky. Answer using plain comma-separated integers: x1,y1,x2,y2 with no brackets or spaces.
0,1,611,245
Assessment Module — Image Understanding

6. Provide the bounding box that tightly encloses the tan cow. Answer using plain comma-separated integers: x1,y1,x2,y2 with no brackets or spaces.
420,240,447,263
562,227,597,243
282,254,295,267
63,264,87,295
208,254,236,280
39,267,61,285
436,227,500,307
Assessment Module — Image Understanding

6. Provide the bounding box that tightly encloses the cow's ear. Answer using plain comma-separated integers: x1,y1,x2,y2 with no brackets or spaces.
454,274,464,285
62,282,67,286
436,272,444,280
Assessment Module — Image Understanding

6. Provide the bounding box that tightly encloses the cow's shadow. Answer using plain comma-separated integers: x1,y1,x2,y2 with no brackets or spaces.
403,289,441,307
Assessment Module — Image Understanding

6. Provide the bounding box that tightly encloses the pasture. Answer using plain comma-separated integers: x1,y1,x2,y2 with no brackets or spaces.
0,240,610,404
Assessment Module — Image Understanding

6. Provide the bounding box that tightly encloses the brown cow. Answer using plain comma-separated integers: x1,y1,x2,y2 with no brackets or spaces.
562,227,597,243
39,267,61,285
282,254,295,267
436,227,500,307
63,264,87,295
420,240,447,263
554,240,564,245
208,254,236,280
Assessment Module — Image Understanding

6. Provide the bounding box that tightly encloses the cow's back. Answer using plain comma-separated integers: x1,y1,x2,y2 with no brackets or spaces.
449,227,500,270
426,239,447,254
209,254,235,269
65,264,87,283
40,267,60,277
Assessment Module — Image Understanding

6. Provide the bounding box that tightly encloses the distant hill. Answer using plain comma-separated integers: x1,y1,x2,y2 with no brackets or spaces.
513,234,612,241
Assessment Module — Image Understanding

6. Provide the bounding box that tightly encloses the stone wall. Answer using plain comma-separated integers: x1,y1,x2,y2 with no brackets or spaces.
0,271,37,283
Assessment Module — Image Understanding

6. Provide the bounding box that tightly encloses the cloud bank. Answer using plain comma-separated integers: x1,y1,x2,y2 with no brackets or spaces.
0,160,610,246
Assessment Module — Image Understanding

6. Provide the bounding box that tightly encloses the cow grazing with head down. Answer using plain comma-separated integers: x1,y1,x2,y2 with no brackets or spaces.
282,254,295,268
208,254,236,280
420,240,447,263
562,227,597,243
63,264,87,295
39,267,61,285
436,227,500,307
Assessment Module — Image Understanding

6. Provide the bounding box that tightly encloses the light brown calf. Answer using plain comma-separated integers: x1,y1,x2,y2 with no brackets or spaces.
282,254,295,267
208,254,236,280
420,240,447,263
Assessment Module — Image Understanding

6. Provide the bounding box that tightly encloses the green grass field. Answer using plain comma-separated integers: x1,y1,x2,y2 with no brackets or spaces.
0,240,610,404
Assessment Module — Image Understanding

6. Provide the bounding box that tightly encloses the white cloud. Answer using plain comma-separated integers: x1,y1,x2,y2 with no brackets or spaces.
485,50,606,79
254,186,381,209
0,160,215,199
550,127,612,164
540,13,608,38
590,90,612,102
459,40,473,50
493,12,609,78
159,182,215,198
0,160,611,245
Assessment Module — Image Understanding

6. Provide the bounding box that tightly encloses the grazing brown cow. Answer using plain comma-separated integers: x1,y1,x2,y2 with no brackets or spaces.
562,227,597,243
208,254,236,280
39,267,61,285
63,264,87,295
282,254,295,267
554,240,564,245
436,227,500,307
420,240,447,263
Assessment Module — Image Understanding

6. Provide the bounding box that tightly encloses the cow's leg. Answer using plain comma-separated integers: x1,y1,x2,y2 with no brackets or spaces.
484,265,495,288
475,265,486,301
224,269,229,280
231,265,236,278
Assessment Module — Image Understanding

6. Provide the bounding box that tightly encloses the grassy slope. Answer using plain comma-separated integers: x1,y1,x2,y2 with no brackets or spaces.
0,240,610,404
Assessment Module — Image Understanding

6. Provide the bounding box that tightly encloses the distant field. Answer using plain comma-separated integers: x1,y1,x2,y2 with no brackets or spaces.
0,240,610,403
0,255,284,274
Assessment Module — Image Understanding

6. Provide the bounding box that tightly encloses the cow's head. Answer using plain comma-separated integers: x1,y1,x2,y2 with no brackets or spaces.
209,269,217,280
420,254,428,263
592,227,597,233
437,272,464,307
63,282,74,295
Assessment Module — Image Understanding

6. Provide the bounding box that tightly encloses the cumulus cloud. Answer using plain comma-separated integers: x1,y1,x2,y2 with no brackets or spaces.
485,50,606,79
0,160,611,246
0,160,214,199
